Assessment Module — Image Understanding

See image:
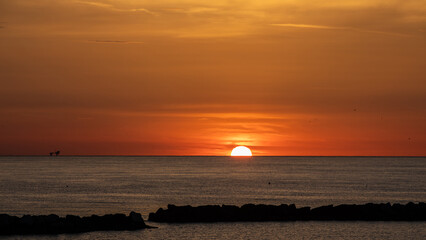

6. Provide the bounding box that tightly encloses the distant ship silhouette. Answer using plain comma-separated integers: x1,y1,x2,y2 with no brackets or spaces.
49,151,60,156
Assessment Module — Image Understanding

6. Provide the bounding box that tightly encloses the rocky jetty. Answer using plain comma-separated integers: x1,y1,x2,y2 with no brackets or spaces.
148,202,426,222
0,211,151,235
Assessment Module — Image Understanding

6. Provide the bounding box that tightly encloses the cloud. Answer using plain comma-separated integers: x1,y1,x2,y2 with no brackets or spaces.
74,0,111,8
74,1,154,15
271,23,411,37
174,31,248,39
90,40,144,44
164,7,219,14
271,23,343,30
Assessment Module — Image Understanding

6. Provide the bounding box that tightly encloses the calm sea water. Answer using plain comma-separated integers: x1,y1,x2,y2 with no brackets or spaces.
0,156,425,239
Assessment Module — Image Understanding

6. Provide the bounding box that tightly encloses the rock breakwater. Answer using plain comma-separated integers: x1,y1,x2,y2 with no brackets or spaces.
149,202,426,222
0,211,151,235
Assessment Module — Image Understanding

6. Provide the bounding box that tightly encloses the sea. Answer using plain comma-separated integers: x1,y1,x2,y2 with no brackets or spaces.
0,156,425,239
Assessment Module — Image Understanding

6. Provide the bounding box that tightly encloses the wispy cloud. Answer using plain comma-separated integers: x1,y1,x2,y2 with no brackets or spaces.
175,31,248,39
75,0,110,8
271,23,411,37
271,23,343,30
164,7,219,14
89,40,144,44
75,1,154,15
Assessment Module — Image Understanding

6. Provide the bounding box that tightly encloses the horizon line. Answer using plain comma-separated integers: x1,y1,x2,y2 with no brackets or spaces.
0,155,425,158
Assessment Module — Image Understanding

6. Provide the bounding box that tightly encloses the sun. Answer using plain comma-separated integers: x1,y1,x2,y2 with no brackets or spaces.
231,146,252,156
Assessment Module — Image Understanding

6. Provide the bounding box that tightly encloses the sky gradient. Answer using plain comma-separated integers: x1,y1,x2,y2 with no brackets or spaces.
0,0,425,156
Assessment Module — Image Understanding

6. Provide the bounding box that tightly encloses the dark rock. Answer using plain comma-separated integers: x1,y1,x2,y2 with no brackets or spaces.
0,211,151,235
148,203,426,223
46,214,59,224
297,207,311,220
129,211,146,229
311,205,334,220
0,214,9,227
20,215,34,227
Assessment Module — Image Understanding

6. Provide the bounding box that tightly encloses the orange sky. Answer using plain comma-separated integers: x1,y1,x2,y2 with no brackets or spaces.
0,0,425,156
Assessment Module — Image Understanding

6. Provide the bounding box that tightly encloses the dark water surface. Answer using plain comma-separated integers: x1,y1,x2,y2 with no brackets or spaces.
1,156,425,239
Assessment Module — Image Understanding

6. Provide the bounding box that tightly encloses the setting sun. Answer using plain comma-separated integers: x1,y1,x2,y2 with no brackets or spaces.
231,146,252,156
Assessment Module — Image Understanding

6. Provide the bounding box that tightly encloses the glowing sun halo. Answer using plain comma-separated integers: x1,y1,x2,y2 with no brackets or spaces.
231,146,252,156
